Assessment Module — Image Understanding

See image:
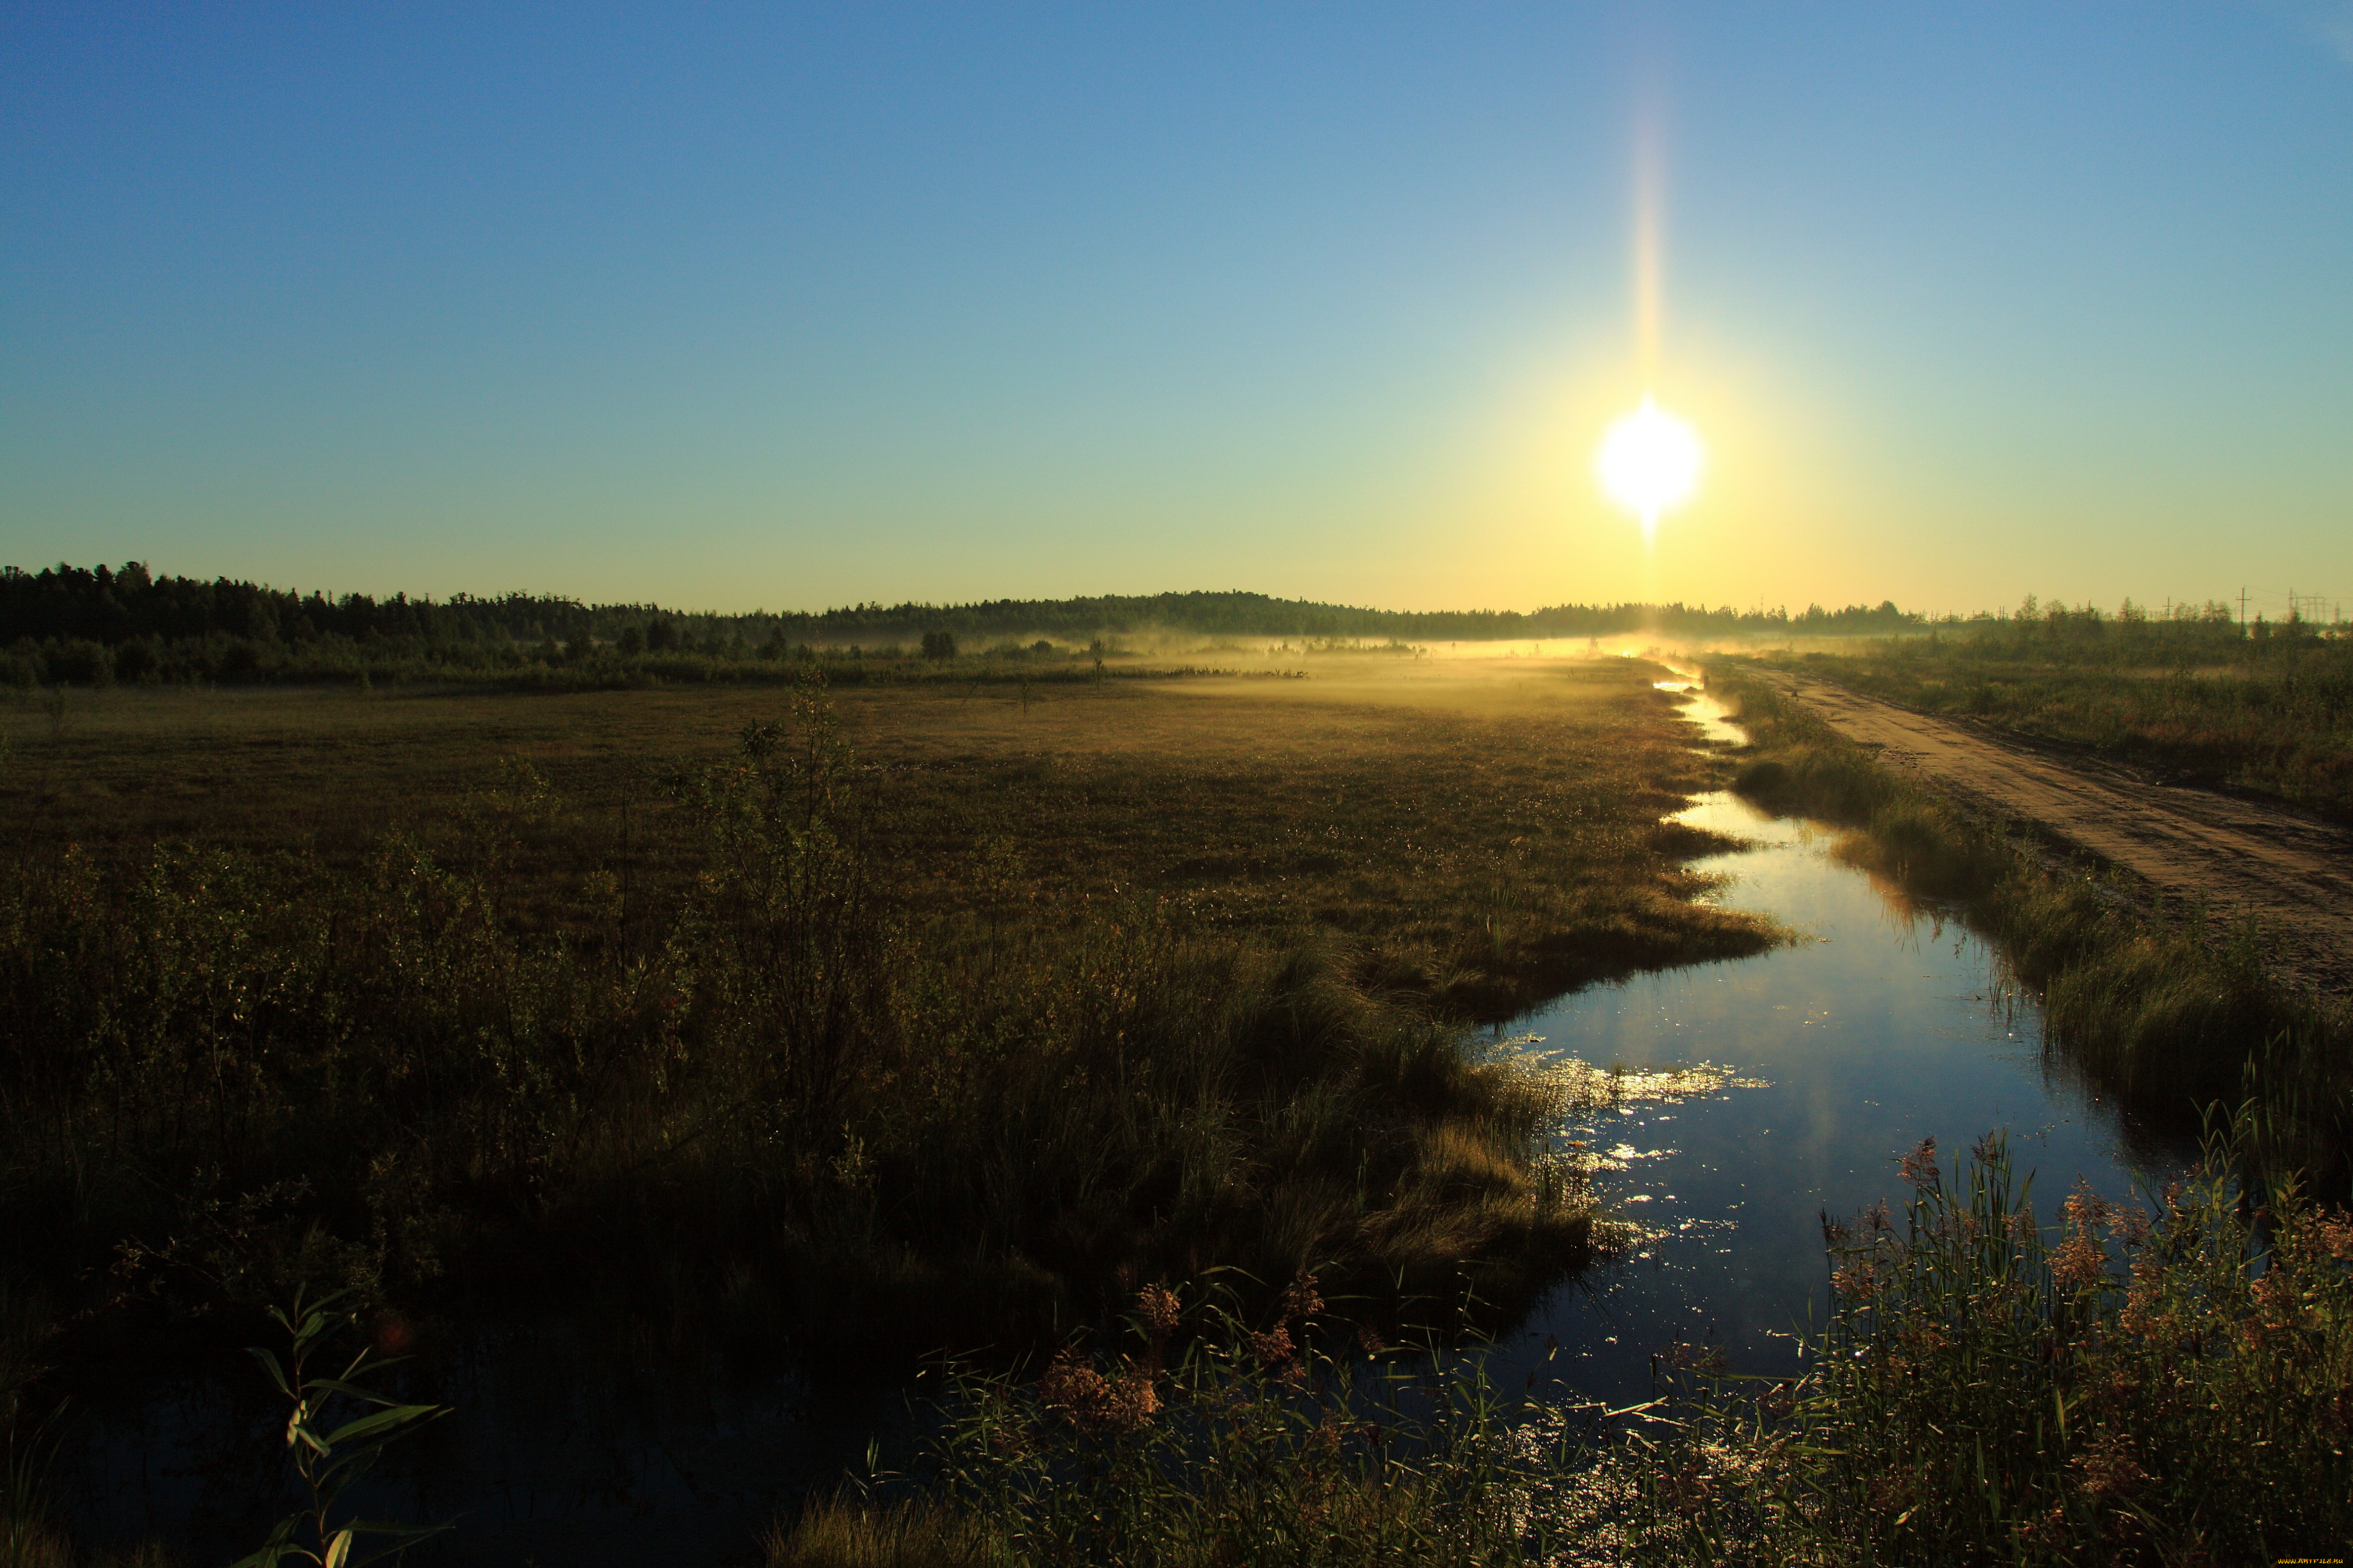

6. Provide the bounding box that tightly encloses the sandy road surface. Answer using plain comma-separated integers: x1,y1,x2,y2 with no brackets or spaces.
1751,669,2353,1000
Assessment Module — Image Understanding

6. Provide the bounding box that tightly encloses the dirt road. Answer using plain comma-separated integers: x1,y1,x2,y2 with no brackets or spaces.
1750,669,2353,1000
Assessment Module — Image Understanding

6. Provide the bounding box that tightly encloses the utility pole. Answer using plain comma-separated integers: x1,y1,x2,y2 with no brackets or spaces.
2240,586,2249,636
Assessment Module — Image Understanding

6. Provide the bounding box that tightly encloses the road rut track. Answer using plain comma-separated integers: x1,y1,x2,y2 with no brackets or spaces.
1745,668,2353,1003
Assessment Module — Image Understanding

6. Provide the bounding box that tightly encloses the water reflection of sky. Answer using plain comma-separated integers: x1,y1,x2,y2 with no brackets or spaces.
1492,683,2188,1405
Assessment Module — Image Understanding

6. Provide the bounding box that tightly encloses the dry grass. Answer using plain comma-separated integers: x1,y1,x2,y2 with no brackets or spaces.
0,654,1768,1017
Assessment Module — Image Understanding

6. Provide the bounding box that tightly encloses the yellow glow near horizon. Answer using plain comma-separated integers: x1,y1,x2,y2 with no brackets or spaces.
1596,395,1704,543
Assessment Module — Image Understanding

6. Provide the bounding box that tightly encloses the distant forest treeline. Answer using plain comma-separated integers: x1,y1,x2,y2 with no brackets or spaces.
2,560,1933,686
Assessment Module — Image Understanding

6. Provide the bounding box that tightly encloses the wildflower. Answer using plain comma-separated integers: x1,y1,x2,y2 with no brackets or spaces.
2051,1234,2106,1292
2250,1267,2304,1334
2061,1182,2114,1235
1899,1136,1939,1189
1247,1323,1295,1366
1136,1282,1181,1340
1355,1324,1387,1355
2052,1180,2115,1291
1040,1347,1159,1438
1281,1271,1325,1323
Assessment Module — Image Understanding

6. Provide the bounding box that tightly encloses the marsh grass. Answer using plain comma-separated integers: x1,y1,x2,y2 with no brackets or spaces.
0,663,1766,1014
775,1133,2353,1566
0,657,1770,1552
1716,668,2352,1174
1635,1128,2353,1564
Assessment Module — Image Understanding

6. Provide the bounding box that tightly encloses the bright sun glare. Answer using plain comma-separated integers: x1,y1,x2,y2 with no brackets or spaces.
1595,396,1704,543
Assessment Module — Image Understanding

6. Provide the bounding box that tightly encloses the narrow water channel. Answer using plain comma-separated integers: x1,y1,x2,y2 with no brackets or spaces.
64,674,2192,1563
1488,676,2189,1404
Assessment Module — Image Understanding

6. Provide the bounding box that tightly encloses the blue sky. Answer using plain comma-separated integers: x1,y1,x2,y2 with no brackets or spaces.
4,4,2348,616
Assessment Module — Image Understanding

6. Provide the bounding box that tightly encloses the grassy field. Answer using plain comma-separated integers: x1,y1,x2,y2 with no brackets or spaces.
0,656,1768,1454
1758,607,2353,819
5,654,1760,1010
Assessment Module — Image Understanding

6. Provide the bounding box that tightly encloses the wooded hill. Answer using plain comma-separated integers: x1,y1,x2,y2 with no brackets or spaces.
5,561,1922,667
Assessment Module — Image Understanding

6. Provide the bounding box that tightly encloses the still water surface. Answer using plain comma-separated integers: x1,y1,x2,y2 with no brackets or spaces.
1490,680,2184,1404
69,679,2188,1562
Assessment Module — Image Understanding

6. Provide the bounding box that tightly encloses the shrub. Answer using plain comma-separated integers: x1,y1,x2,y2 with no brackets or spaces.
1642,1130,2353,1564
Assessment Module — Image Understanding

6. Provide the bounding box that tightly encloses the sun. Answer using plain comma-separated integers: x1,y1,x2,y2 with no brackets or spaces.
1596,396,1704,542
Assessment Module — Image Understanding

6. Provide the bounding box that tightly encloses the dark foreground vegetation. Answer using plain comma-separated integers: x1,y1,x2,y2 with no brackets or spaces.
0,658,1768,1561
1717,662,2353,1180
1769,597,2353,820
2,561,1926,690
772,1133,2352,1566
